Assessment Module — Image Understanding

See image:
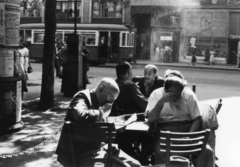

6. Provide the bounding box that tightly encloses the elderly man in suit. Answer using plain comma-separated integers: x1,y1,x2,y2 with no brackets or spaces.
132,64,164,98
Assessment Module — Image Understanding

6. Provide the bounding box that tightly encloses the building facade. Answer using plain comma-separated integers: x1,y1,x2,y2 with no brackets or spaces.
20,0,240,64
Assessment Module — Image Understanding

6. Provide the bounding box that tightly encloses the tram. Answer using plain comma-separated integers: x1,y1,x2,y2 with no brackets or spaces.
20,23,136,64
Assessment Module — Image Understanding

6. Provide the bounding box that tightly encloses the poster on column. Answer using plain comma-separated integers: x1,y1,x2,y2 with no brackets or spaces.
5,1,20,46
0,3,4,45
0,50,14,77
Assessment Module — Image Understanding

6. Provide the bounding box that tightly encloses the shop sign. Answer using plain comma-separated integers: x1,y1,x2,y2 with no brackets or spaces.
227,0,240,6
160,36,172,41
151,6,181,27
200,0,240,7
230,35,240,39
152,8,180,22
201,18,213,30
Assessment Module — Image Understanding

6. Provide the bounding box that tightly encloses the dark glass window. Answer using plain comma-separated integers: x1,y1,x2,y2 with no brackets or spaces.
56,1,81,20
92,1,122,18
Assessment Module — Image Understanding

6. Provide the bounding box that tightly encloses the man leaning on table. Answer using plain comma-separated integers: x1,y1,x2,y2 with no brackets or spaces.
56,78,141,167
145,71,215,167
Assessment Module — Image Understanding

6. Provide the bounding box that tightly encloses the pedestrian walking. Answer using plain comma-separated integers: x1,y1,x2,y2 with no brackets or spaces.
19,44,29,96
204,49,210,65
237,51,240,68
159,47,164,62
82,42,90,89
232,51,237,68
189,46,197,66
54,40,62,78
209,49,215,65
188,37,197,66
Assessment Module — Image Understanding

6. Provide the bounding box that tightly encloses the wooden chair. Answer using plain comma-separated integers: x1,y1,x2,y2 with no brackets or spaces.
65,121,116,167
158,129,210,167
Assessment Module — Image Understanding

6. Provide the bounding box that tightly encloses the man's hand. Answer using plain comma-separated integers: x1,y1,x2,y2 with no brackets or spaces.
159,92,181,103
100,103,112,118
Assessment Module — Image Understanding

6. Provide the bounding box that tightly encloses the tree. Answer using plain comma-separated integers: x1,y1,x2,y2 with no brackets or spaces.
37,0,129,110
38,0,56,110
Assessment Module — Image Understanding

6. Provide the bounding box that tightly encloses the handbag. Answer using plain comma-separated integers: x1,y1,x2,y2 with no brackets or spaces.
27,62,33,73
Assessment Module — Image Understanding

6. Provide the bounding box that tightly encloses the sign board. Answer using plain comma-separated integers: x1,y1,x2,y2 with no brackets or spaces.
0,50,14,77
160,36,172,41
0,2,20,46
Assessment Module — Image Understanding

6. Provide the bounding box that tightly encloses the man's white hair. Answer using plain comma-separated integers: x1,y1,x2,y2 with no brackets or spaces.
96,77,119,93
144,64,158,74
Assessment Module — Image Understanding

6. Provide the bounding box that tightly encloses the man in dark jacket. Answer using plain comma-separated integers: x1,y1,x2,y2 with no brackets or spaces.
111,61,148,117
132,64,164,98
56,78,141,167
111,61,148,158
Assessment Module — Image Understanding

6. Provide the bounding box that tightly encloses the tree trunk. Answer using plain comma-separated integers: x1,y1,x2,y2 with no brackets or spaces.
38,0,56,110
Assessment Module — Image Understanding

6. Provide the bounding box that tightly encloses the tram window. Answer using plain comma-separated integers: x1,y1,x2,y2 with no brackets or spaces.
33,31,45,43
122,33,126,46
80,32,97,46
121,32,134,47
20,30,24,43
26,30,32,42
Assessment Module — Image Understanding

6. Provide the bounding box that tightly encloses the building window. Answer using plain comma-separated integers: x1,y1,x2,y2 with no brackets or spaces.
186,36,227,58
56,0,81,20
92,1,122,18
20,0,44,17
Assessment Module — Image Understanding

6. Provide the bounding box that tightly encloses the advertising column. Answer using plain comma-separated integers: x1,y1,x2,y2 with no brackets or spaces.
0,0,24,135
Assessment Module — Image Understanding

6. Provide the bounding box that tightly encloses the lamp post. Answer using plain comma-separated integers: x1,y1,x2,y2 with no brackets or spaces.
74,0,77,34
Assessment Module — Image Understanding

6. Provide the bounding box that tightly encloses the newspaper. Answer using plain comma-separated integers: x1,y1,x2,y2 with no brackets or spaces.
107,113,138,130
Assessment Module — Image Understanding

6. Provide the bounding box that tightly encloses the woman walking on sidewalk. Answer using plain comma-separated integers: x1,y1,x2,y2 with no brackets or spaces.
209,49,215,65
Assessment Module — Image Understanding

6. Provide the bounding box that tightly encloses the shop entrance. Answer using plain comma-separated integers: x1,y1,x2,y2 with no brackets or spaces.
228,40,238,64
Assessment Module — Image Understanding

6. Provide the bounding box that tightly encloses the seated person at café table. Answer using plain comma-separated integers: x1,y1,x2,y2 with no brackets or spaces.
145,74,215,167
111,61,148,116
132,64,164,98
110,61,148,158
56,78,141,167
164,69,219,154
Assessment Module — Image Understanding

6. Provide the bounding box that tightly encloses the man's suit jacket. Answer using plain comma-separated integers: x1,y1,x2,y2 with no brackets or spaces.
111,79,148,117
132,76,164,98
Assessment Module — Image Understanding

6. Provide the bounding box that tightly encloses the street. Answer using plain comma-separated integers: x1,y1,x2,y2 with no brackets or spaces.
25,63,240,101
9,63,240,166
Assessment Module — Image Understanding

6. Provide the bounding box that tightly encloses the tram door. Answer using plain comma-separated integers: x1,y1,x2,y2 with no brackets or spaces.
98,32,109,61
109,32,120,62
